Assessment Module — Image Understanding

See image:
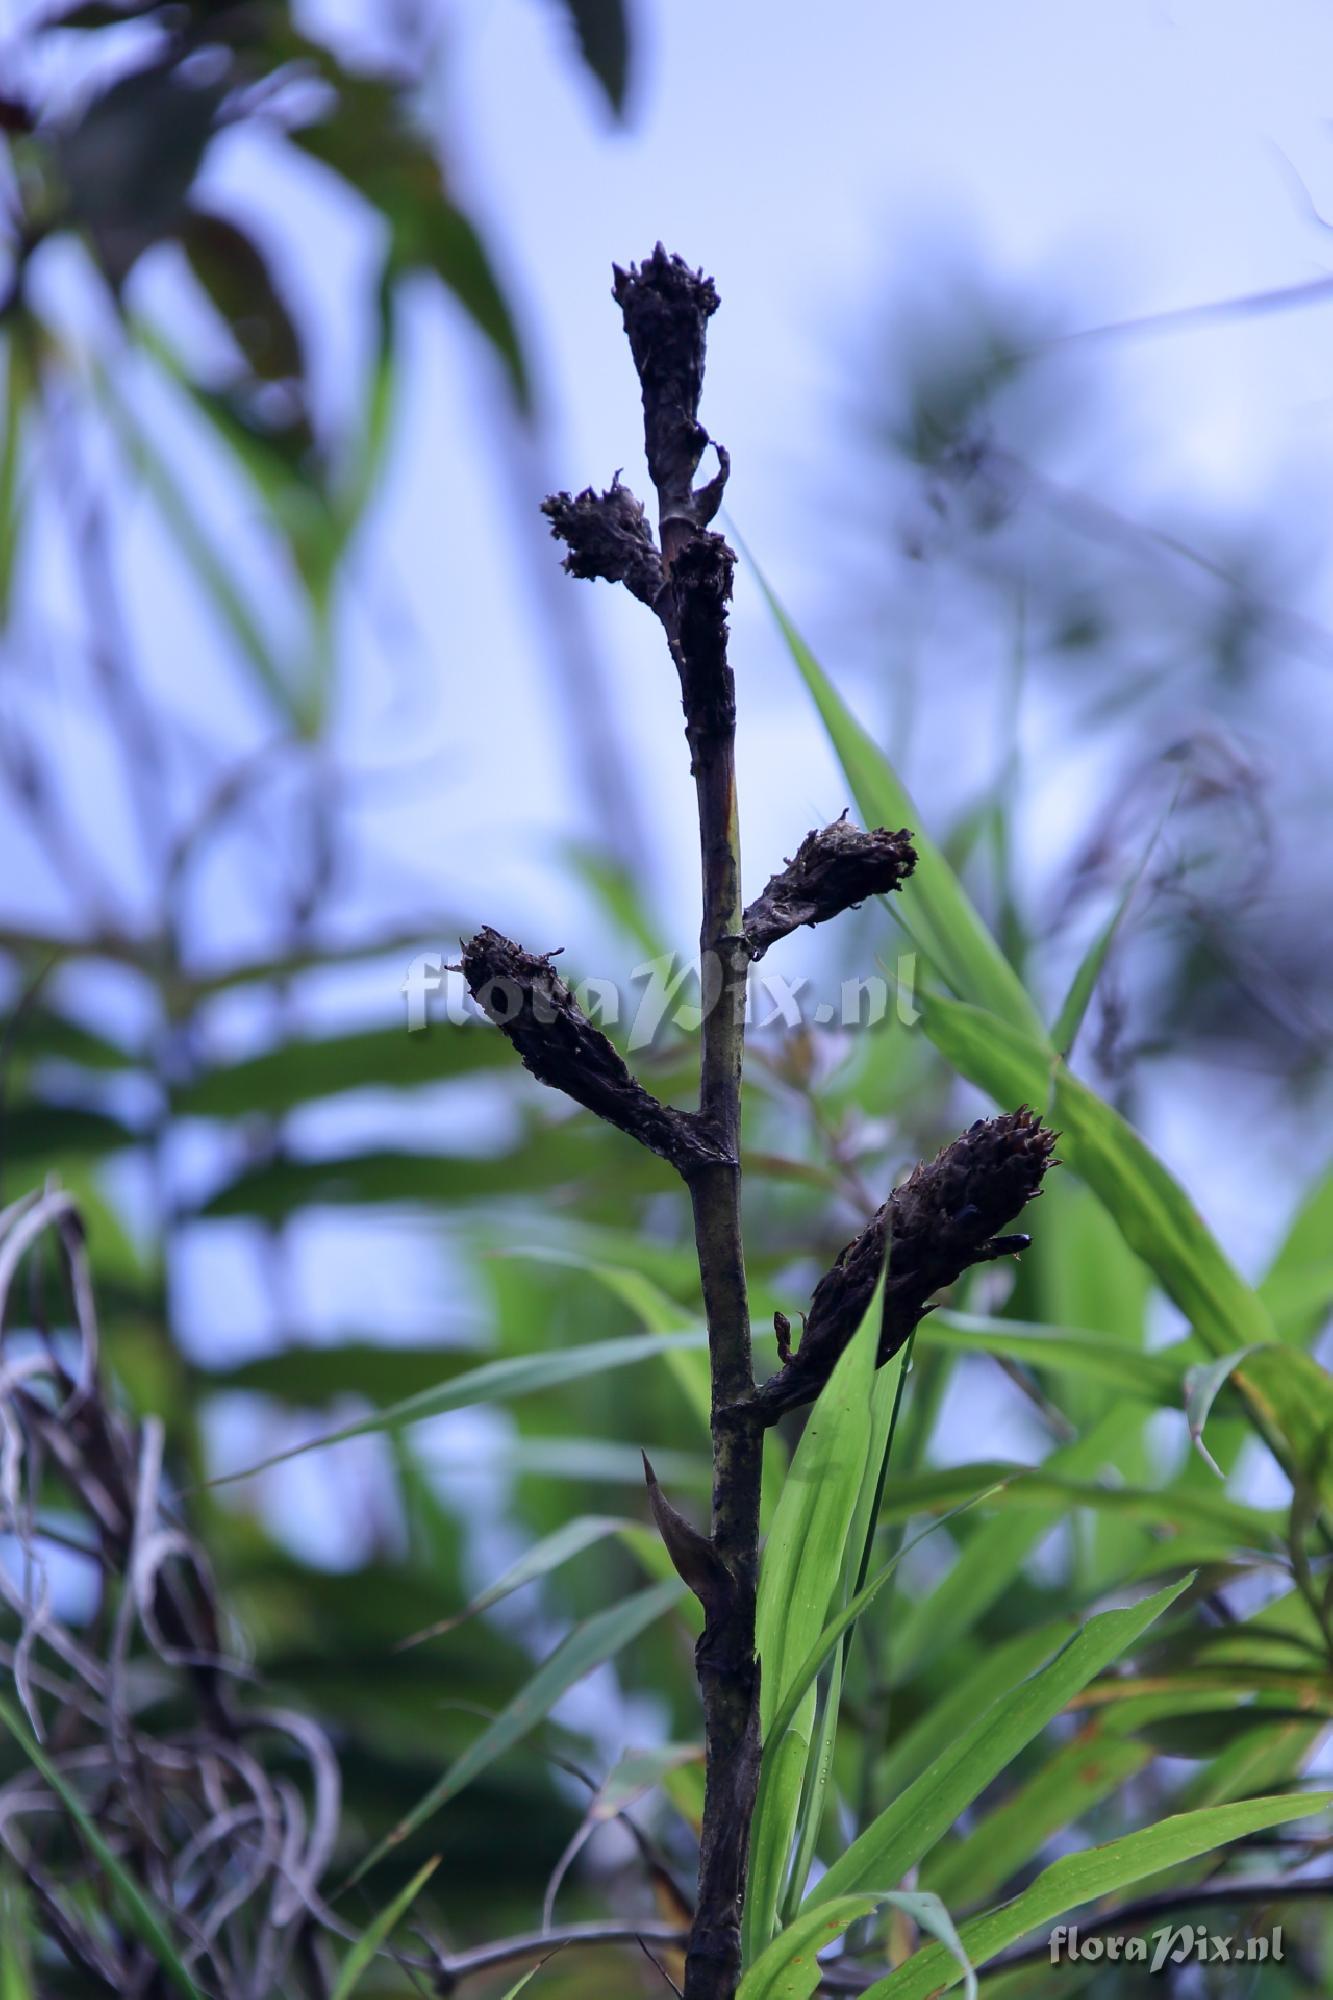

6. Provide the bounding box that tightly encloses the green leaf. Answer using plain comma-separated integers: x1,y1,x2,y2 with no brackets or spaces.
889,1409,1150,1682
1261,1161,1333,1343
95,365,310,728
1185,1347,1270,1478
0,327,33,627
555,0,631,114
876,1617,1080,1803
197,1134,672,1219
878,1894,976,2000
208,1326,707,1486
0,1692,205,2000
738,1894,881,1999
505,1246,723,1450
0,1871,33,2000
331,1854,440,2000
180,207,305,383
496,1964,549,1998
1,1101,139,1163
804,1576,1191,1909
292,82,528,410
762,1500,998,1773
922,1726,1151,1907
194,1341,484,1409
873,1460,1275,1546
6,1006,139,1071
860,1791,1332,1997
746,1284,883,1960
748,551,1045,1040
925,1310,1189,1402
348,1579,684,1882
56,62,223,283
176,1019,504,1117
397,1515,633,1647
739,1891,975,2000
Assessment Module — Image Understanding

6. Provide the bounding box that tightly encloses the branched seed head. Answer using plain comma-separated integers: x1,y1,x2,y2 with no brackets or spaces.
460,927,728,1177
742,815,917,957
541,478,664,606
756,1107,1058,1421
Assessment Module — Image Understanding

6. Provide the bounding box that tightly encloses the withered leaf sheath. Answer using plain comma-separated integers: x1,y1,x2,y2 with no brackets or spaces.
742,816,917,958
756,1107,1057,1422
541,479,664,608
642,1452,735,1618
460,928,728,1177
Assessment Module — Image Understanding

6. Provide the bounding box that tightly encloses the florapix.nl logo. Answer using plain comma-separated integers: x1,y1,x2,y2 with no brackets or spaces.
1049,1925,1284,1973
402,948,922,1047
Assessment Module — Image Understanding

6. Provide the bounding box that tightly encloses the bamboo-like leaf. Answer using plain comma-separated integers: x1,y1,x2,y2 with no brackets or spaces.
175,1020,503,1117
496,1963,551,1998
860,1791,1332,1997
879,1895,976,2000
396,1515,633,1648
0,1693,205,2000
749,553,1045,1039
348,1579,684,1884
195,1342,485,1409
208,1328,707,1486
804,1577,1191,1909
924,1310,1191,1400
330,1855,440,2000
556,0,631,114
873,1460,1277,1545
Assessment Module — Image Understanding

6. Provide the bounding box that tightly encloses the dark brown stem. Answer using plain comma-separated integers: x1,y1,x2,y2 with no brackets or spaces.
611,245,762,2000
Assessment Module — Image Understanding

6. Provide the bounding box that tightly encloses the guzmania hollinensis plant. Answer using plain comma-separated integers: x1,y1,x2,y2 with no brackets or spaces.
461,247,1060,2000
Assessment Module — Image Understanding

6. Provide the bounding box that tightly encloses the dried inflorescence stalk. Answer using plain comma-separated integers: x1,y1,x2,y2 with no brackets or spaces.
483,248,1058,2000
755,1108,1057,1422
742,816,917,958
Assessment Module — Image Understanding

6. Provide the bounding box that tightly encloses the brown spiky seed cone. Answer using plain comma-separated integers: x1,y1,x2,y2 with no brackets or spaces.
757,1107,1057,1421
